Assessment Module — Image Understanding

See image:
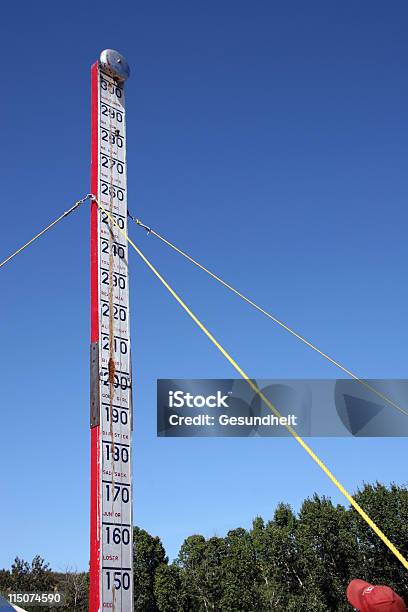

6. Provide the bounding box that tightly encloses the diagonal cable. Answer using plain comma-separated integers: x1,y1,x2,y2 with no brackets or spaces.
128,211,408,418
100,201,408,572
0,194,94,270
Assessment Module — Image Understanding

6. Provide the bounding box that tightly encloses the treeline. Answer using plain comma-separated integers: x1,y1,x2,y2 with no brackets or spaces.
1,483,407,611
0,557,88,610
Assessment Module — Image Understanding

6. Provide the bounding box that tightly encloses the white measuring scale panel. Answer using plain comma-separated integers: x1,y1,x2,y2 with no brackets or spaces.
90,49,133,612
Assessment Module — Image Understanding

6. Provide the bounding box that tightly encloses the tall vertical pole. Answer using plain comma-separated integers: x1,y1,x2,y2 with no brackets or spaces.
90,49,133,612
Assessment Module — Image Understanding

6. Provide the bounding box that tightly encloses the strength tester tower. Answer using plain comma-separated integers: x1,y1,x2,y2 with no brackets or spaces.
90,49,133,612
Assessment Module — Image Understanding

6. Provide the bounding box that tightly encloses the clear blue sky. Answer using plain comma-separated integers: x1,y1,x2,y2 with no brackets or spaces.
1,1,408,571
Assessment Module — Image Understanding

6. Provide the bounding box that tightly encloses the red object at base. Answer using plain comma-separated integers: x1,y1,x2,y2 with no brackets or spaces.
347,579,407,612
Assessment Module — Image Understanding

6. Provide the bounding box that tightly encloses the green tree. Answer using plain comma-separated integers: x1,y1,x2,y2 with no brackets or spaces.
350,482,408,601
295,495,357,611
133,526,167,612
154,563,186,611
28,556,54,592
10,557,31,592
177,534,225,611
59,569,89,611
0,569,11,596
220,527,260,611
251,505,303,611
7,556,56,612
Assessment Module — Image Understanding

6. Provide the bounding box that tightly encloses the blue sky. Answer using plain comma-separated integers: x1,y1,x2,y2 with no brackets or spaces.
1,1,408,570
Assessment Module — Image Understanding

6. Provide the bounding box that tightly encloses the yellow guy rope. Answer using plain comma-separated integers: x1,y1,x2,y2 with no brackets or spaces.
99,202,408,572
128,216,408,419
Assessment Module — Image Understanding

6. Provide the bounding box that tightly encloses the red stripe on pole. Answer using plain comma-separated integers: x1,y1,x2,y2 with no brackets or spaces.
90,426,101,611
89,60,101,612
90,61,99,344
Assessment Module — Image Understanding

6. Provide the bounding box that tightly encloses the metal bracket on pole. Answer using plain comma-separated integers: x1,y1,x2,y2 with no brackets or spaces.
90,342,100,427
